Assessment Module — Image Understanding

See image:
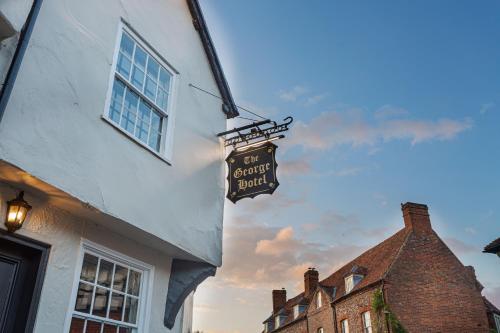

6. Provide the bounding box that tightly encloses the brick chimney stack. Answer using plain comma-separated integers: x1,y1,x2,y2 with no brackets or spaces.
272,288,286,313
402,202,432,235
304,268,319,298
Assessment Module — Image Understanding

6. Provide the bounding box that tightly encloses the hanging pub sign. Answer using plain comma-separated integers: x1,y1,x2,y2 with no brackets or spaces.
226,142,279,203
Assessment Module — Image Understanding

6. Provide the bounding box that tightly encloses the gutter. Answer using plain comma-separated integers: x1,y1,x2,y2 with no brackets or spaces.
0,0,42,124
186,0,239,119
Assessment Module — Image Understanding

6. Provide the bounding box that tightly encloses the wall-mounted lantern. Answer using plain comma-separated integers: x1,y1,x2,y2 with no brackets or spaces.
4,191,32,232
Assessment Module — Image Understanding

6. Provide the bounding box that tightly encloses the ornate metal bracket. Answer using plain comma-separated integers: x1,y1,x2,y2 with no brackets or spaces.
217,117,293,148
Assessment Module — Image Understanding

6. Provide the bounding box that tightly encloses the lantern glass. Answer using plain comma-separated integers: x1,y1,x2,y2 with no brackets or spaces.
5,191,31,232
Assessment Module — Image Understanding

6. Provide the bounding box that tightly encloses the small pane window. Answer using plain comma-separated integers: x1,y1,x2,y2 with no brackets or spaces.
362,311,372,333
317,328,324,333
341,319,349,333
106,28,175,155
316,292,323,308
69,245,150,333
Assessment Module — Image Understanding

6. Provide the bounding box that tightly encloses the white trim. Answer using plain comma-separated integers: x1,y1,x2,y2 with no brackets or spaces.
63,239,155,333
102,20,179,164
494,313,500,332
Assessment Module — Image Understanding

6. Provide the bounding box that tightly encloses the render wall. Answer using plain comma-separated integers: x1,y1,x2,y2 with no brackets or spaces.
385,231,490,333
0,0,227,266
0,182,187,333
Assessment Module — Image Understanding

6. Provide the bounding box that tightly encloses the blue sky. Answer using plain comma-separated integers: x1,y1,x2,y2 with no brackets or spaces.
193,1,500,332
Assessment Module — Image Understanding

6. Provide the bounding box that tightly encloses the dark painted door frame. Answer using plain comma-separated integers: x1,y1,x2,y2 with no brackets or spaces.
0,230,50,333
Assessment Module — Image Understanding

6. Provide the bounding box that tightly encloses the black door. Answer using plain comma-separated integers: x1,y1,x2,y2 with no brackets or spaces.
0,233,50,333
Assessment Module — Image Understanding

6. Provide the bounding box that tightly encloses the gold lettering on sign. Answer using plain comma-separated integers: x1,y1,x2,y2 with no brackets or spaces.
233,152,272,192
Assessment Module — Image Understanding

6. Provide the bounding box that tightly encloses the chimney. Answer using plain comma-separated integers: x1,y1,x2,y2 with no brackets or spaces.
272,288,286,313
402,202,432,235
304,268,319,298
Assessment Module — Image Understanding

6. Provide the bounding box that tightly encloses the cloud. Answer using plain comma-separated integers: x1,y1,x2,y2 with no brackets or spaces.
305,93,329,107
480,102,494,115
374,105,410,119
217,221,365,291
286,108,472,151
279,159,311,176
335,166,364,177
278,86,308,102
442,237,479,255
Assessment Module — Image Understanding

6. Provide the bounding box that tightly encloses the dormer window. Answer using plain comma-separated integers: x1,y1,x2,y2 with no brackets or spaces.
275,315,286,328
345,274,363,293
316,292,323,308
293,304,306,319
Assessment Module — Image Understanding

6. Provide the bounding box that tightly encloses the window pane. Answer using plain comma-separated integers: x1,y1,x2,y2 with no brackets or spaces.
159,68,171,91
148,113,162,152
97,260,114,287
120,89,139,134
118,328,131,333
144,76,157,101
109,79,125,123
124,296,138,324
75,283,94,313
131,66,145,90
103,324,118,333
85,320,102,333
117,53,132,79
92,287,110,317
113,265,128,292
128,271,142,296
80,254,98,283
147,58,160,80
120,33,134,58
156,88,168,111
134,46,147,70
69,317,85,333
109,292,125,321
136,101,151,143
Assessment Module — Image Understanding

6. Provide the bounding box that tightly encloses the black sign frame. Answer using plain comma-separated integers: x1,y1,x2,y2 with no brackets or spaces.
226,143,279,203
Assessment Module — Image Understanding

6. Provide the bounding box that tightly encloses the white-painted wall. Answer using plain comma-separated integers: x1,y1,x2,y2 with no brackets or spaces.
0,183,188,333
0,0,227,266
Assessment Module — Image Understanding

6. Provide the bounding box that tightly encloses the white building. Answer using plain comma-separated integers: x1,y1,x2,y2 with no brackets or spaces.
0,1,238,332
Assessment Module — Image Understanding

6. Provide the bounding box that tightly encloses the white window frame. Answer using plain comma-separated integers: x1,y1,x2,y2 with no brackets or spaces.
317,328,324,333
316,291,323,308
275,315,280,329
103,20,179,164
63,239,155,333
341,319,349,333
494,313,500,332
293,305,299,319
345,274,363,294
362,311,372,333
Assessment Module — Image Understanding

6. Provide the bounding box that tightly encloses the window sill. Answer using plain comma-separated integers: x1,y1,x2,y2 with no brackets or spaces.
101,116,172,166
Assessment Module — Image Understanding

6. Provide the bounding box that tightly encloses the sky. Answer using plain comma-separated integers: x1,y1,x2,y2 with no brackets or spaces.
193,1,500,332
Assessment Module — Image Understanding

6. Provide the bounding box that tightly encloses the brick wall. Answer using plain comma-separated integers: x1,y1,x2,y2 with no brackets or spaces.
385,231,490,333
274,318,307,333
308,290,335,333
334,287,384,333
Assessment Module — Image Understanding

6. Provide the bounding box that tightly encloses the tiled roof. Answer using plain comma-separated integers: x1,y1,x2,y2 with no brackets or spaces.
266,228,411,330
321,228,410,300
483,238,500,254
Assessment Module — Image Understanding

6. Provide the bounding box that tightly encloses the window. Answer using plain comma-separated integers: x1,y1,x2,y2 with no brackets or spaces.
67,242,152,333
345,274,363,294
341,319,349,333
104,23,176,159
316,292,323,308
317,328,324,333
362,311,372,333
293,305,306,319
494,313,500,332
274,316,280,329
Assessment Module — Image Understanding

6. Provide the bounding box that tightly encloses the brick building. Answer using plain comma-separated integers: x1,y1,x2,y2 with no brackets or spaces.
262,202,497,333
